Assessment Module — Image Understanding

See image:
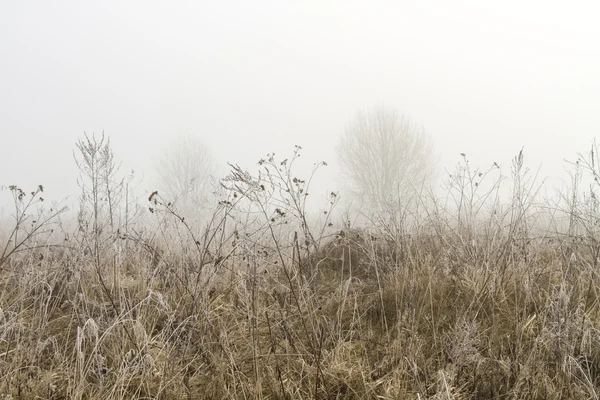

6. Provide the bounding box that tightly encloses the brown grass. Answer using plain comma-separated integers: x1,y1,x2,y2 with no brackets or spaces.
2,219,600,399
2,144,600,399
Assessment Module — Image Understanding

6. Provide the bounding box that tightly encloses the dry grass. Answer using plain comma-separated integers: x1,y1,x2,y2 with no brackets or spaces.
2,225,600,399
2,144,600,399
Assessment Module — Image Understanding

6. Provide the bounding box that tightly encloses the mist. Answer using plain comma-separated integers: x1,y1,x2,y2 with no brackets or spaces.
2,1,599,208
2,3,600,398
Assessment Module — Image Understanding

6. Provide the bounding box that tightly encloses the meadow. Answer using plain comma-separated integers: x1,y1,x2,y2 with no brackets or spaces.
2,139,600,399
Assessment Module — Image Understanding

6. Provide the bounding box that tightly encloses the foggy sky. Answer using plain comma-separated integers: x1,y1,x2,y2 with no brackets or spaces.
1,1,599,209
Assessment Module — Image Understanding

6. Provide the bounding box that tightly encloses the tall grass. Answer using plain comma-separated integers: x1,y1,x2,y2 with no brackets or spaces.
1,139,600,399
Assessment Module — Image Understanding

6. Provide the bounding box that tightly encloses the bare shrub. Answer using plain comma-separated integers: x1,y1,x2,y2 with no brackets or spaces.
4,142,600,399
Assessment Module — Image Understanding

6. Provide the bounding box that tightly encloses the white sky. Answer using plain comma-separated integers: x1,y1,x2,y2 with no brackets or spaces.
1,1,599,208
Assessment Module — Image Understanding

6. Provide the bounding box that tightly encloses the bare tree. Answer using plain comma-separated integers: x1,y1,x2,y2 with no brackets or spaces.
155,134,218,211
74,133,124,266
337,106,436,212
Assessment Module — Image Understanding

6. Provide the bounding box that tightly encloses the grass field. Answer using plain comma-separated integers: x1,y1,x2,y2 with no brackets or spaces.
2,145,600,399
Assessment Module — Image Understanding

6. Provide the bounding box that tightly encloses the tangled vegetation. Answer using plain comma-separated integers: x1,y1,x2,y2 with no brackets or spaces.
2,137,600,399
